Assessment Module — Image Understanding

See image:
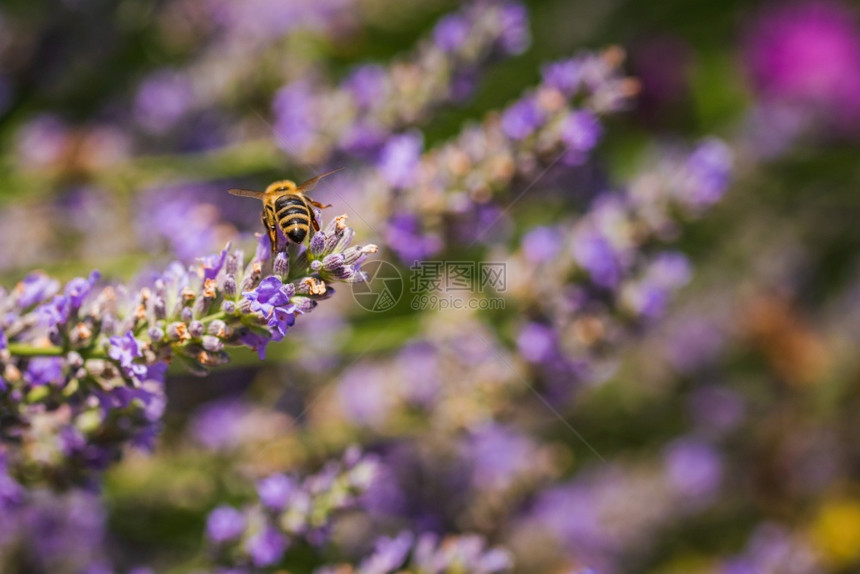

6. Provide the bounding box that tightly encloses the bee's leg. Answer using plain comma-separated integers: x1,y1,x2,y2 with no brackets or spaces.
308,199,332,209
310,210,321,232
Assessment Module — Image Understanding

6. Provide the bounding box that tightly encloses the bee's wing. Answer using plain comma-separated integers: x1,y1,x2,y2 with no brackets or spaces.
296,167,344,193
228,188,265,199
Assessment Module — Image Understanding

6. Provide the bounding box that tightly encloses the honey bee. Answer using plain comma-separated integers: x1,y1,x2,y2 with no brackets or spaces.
228,168,343,252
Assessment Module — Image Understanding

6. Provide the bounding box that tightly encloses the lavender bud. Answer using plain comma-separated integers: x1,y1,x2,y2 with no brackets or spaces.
342,244,378,265
222,275,237,298
309,232,326,256
153,296,167,320
226,253,239,275
322,253,345,271
274,252,290,279
166,322,189,342
222,300,237,314
154,279,166,299
294,277,327,296
310,260,322,272
291,297,318,314
240,262,263,293
148,327,165,343
67,351,84,370
201,335,224,352
189,320,205,338
207,320,227,336
181,307,193,323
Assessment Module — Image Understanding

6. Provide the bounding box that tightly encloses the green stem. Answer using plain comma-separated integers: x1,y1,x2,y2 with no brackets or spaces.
199,311,227,324
6,343,107,359
7,344,65,357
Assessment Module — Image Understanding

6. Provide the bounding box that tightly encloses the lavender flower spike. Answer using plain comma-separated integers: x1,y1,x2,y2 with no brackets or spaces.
0,210,376,491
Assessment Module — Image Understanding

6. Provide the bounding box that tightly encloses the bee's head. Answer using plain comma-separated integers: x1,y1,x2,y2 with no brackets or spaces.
266,180,298,194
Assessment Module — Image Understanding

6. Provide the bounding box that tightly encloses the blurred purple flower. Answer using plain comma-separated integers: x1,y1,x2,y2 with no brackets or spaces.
273,81,317,155
542,59,581,96
386,213,443,262
501,97,544,140
244,523,288,567
207,506,246,544
64,271,100,309
37,295,71,329
134,70,194,133
560,111,603,164
25,357,65,386
360,531,414,574
572,227,623,289
522,226,563,263
257,474,296,511
744,0,860,125
463,424,536,491
498,2,530,54
109,332,147,379
378,132,423,189
517,322,557,364
684,139,733,208
15,273,60,308
434,14,470,52
337,363,393,427
663,438,723,500
344,65,388,109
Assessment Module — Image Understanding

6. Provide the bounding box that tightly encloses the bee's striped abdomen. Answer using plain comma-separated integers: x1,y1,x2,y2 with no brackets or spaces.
275,195,310,244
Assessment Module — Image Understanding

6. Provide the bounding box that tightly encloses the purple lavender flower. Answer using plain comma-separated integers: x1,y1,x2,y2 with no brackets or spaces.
134,69,194,133
378,132,423,189
572,227,623,289
257,474,296,511
385,213,443,262
25,357,65,386
463,424,537,491
273,81,317,156
560,110,603,164
108,332,148,379
245,523,288,567
522,226,563,263
15,273,60,308
207,506,246,544
434,13,470,53
662,438,723,499
501,96,544,140
37,295,71,329
744,0,860,126
498,1,530,54
683,139,733,208
0,326,6,351
542,59,581,96
359,531,414,574
242,276,297,342
64,271,100,309
344,65,388,109
516,322,558,364
201,244,231,282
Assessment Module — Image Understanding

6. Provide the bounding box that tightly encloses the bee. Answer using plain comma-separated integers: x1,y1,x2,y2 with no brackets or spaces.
228,168,343,253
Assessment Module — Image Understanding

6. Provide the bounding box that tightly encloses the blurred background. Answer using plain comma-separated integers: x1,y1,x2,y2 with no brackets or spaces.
1,0,860,572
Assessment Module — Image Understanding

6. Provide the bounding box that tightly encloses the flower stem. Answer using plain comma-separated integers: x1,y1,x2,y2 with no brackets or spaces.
6,343,107,359
7,344,66,357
